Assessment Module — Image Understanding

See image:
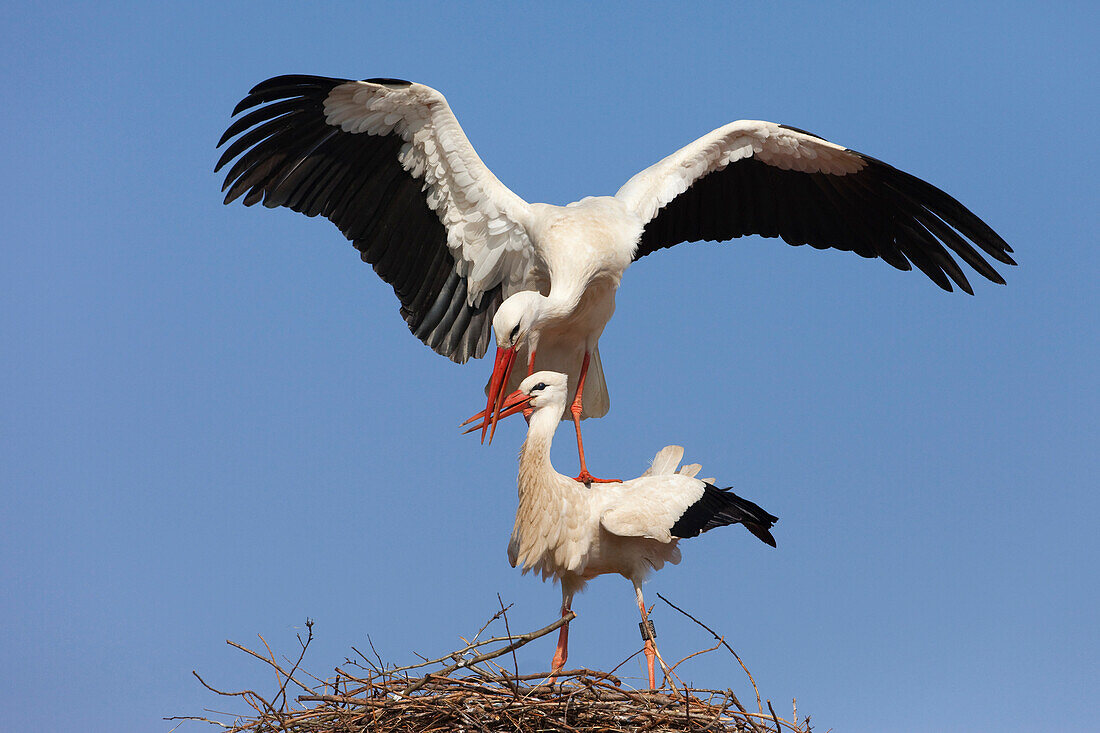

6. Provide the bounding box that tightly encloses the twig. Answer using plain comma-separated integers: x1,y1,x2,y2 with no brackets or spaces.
657,591,763,713
224,638,312,701
722,689,766,733
473,601,513,644
480,668,621,685
350,645,381,674
256,634,283,701
274,618,313,710
705,692,730,731
366,635,386,670
163,715,233,729
667,639,723,675
399,612,576,696
191,670,279,719
497,593,521,697
191,670,253,701
388,623,567,675
606,647,644,678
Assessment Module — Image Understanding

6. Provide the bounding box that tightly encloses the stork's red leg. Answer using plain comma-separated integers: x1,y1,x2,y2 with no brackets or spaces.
548,597,572,686
551,608,569,671
570,351,619,484
635,585,658,690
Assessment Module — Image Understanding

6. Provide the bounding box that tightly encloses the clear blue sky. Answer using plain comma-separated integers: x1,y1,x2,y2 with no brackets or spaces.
3,2,1097,731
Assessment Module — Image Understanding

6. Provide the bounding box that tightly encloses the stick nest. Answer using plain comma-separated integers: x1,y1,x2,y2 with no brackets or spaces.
174,597,812,733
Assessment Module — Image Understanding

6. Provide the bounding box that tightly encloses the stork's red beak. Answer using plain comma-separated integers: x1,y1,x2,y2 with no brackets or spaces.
460,345,517,444
495,389,534,421
462,387,531,438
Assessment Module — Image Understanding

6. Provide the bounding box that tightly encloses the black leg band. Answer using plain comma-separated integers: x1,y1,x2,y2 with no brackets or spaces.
639,620,657,641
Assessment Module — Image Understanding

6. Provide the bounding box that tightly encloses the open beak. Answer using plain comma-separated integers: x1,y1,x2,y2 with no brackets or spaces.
460,345,517,444
462,388,531,437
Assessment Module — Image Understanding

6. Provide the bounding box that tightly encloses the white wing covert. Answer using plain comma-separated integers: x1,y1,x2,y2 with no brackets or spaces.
616,120,1014,294
217,76,538,362
598,475,706,544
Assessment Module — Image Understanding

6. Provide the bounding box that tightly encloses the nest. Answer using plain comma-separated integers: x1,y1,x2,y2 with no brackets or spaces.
174,596,812,733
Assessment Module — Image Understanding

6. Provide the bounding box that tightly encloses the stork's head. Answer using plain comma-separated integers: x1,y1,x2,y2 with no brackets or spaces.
492,291,544,350
466,292,547,444
463,371,568,434
517,371,569,413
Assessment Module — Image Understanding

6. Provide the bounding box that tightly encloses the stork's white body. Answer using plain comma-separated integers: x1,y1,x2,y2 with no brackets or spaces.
506,198,643,418
510,412,698,600
502,372,776,685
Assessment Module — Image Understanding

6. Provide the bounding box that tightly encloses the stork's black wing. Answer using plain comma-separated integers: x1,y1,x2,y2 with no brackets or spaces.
217,75,536,362
616,121,1014,293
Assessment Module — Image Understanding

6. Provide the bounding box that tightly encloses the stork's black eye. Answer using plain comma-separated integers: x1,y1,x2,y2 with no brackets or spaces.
509,324,520,341
531,382,547,392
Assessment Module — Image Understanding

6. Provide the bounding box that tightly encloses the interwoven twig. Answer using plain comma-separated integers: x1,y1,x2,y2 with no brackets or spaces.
171,601,813,733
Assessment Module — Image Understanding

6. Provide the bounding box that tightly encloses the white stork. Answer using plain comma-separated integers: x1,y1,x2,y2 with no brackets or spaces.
217,75,1014,482
486,370,777,689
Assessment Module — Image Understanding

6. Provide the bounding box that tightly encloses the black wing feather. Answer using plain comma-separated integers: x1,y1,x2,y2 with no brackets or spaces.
670,483,778,547
216,75,499,363
634,129,1014,293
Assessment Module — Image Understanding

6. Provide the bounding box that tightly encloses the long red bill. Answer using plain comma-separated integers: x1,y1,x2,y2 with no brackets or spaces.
464,346,517,444
487,348,518,444
462,388,532,435
492,389,533,422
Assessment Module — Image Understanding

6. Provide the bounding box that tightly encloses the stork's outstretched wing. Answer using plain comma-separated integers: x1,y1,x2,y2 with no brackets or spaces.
615,121,1014,293
217,75,538,362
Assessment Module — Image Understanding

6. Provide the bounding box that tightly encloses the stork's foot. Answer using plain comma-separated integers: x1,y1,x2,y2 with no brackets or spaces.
573,470,622,485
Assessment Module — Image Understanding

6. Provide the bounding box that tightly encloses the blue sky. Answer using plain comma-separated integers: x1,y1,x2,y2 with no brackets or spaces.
2,2,1097,731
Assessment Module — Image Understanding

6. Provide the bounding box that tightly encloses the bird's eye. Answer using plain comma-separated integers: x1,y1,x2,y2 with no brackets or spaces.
531,382,547,392
509,324,520,341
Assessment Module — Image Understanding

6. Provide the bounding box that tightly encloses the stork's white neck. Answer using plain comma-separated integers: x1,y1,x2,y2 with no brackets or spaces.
515,403,590,510
517,406,562,485
509,400,592,577
540,291,578,324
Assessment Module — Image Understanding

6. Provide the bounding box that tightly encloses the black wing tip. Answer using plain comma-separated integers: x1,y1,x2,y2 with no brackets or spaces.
247,74,351,94
363,77,413,87
747,523,778,548
219,75,412,153
859,154,1016,278
671,483,778,546
215,129,234,152
228,74,351,117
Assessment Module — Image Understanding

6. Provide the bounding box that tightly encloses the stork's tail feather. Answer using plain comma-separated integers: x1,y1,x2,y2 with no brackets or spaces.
644,445,686,477
670,483,778,546
581,345,610,420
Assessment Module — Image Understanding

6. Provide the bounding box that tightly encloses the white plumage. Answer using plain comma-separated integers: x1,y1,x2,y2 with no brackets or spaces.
218,76,1014,478
325,80,536,303
497,371,777,688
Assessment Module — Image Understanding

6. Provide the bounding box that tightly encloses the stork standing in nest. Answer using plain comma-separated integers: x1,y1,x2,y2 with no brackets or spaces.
218,75,1013,483
478,371,778,688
